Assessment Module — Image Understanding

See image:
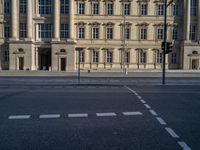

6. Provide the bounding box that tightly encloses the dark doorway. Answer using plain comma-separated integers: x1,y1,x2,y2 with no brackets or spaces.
38,49,51,70
19,57,24,70
61,58,66,71
192,59,199,69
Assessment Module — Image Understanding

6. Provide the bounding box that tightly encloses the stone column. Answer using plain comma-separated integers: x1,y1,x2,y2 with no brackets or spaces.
197,0,200,40
186,0,191,41
11,0,18,39
69,0,74,39
27,0,33,40
53,0,60,40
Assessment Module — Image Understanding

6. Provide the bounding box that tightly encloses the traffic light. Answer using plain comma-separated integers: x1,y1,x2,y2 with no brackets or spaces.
165,42,173,54
161,42,173,54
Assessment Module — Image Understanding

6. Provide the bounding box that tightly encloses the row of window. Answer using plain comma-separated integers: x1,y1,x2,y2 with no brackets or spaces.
4,0,69,14
4,23,69,39
4,23,197,41
77,26,179,41
3,0,198,17
77,50,177,64
77,3,179,16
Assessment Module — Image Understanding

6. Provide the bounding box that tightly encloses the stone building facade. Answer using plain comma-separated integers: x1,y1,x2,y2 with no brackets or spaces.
0,0,199,71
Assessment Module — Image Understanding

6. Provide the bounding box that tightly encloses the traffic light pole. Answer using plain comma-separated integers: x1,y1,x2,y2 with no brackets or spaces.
162,0,168,85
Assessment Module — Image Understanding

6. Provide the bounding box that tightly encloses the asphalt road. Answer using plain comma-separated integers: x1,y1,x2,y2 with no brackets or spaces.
0,83,199,150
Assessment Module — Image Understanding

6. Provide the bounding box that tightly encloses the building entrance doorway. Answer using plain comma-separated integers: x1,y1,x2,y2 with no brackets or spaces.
192,59,199,69
38,48,51,70
18,57,24,70
61,58,66,71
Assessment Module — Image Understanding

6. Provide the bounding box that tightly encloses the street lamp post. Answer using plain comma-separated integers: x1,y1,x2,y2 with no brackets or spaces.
162,0,168,85
122,1,127,74
78,49,81,84
162,0,174,85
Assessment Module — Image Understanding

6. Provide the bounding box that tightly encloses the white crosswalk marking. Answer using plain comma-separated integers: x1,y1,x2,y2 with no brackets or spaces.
68,113,88,118
178,141,192,150
122,112,143,116
165,127,180,138
96,113,117,117
39,114,60,119
8,115,31,120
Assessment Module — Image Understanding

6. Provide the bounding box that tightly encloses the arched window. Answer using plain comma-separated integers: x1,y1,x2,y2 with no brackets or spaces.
192,51,198,54
18,48,24,52
60,49,66,53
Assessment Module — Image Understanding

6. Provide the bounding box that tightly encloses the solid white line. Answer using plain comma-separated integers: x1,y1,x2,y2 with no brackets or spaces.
165,127,180,138
68,113,88,118
96,112,117,117
178,141,192,150
156,117,167,125
39,114,60,119
137,96,142,99
144,104,151,109
122,112,143,116
8,115,31,120
149,109,158,116
140,100,146,104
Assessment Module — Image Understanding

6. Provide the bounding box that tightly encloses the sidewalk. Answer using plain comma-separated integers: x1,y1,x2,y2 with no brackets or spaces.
0,70,200,77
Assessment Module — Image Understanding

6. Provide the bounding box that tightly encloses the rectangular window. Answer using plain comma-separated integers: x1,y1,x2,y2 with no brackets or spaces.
124,52,129,63
106,51,113,63
157,52,163,64
4,2,10,13
191,0,197,16
79,3,85,14
79,51,84,63
60,23,69,39
39,0,52,15
172,28,178,40
140,4,148,15
20,0,27,13
190,25,196,40
4,26,10,38
4,51,9,62
61,0,69,14
157,4,164,16
107,3,113,15
140,28,147,40
78,27,85,39
92,3,99,15
171,53,177,64
38,24,52,39
107,27,113,39
20,23,27,38
125,28,130,40
172,5,178,16
157,28,164,40
92,28,99,39
140,52,146,63
124,4,130,15
93,51,99,63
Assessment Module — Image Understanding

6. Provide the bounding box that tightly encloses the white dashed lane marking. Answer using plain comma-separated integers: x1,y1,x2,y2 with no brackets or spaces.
165,127,180,138
144,104,151,109
8,115,31,120
122,112,143,116
39,114,60,119
96,112,117,117
68,113,88,118
156,117,167,125
125,86,192,150
140,100,146,103
178,141,192,150
149,110,158,116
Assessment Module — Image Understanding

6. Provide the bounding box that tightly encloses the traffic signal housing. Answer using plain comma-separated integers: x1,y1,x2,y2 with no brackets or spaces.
161,42,173,54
